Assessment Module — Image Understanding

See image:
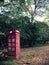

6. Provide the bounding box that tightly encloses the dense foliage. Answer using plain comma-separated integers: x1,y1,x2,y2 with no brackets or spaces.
19,18,49,47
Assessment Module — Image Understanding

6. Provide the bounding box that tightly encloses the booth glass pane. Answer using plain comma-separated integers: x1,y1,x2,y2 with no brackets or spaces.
8,47,11,51
8,39,11,42
12,43,15,46
8,35,11,38
8,43,11,46
11,35,15,39
12,39,15,42
12,48,15,51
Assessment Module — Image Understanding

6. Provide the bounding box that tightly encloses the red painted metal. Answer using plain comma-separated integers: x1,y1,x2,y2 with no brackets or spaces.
7,30,20,59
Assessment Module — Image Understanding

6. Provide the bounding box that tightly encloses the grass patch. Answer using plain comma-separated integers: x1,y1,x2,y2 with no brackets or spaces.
19,53,35,61
0,61,19,65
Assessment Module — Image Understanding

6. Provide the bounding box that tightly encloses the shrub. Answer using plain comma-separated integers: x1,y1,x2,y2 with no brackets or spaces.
20,21,49,47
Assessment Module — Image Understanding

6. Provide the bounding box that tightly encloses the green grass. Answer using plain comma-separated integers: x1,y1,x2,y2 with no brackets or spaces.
0,61,19,65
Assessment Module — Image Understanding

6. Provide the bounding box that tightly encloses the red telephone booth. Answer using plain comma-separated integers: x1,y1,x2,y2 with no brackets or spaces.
7,30,20,59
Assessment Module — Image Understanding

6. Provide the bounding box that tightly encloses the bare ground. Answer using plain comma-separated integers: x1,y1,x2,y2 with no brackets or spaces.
1,45,49,65
12,45,49,65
